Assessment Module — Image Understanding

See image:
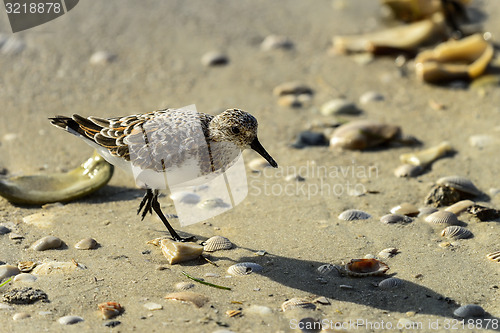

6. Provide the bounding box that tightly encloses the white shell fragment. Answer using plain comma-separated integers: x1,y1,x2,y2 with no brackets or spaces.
31,236,62,251
378,248,399,259
380,214,412,224
13,312,30,320
320,99,361,116
400,141,452,167
175,282,195,290
143,302,163,311
58,315,84,325
281,298,316,312
424,211,459,226
160,239,204,265
74,238,98,250
227,262,263,276
394,164,423,178
203,236,233,252
22,212,54,228
453,304,486,318
440,226,472,240
317,264,338,275
486,251,500,262
359,91,384,104
378,277,403,289
390,203,419,216
338,209,372,221
261,35,294,51
89,51,116,65
437,176,481,196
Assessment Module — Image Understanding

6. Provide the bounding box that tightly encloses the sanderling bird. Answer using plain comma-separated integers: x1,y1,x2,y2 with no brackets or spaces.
49,107,278,242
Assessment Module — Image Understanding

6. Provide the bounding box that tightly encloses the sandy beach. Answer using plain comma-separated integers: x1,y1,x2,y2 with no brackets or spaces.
0,0,499,332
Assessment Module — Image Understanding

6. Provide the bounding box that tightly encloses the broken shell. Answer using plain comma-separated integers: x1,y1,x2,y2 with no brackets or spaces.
203,236,233,252
226,309,242,317
98,302,123,320
453,304,486,318
175,282,195,290
440,226,472,239
378,277,403,289
486,251,500,262
390,203,419,217
273,81,313,97
378,248,399,259
330,120,401,150
160,239,203,265
74,237,98,250
394,164,423,178
333,13,445,54
445,200,474,215
338,209,372,221
345,259,389,277
399,141,452,167
281,298,316,312
317,264,338,275
0,151,113,205
164,291,208,308
415,34,494,83
227,262,263,276
31,261,84,275
437,176,481,196
31,236,62,251
380,214,412,224
17,261,36,273
424,211,459,226
169,191,200,204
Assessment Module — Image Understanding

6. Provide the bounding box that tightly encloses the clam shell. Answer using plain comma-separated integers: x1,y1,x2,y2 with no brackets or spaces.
281,298,316,312
31,236,62,251
378,277,403,289
378,248,399,259
338,209,371,221
453,304,486,318
98,302,123,319
345,259,389,277
17,261,36,273
160,239,203,265
437,176,481,196
424,211,459,226
486,250,500,262
440,226,472,239
175,282,195,290
444,200,474,215
74,238,98,250
203,236,233,252
165,291,208,308
380,214,412,224
227,262,263,276
330,120,401,150
390,203,419,216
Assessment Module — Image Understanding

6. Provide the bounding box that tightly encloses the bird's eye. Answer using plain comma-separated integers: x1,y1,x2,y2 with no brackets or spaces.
231,126,240,134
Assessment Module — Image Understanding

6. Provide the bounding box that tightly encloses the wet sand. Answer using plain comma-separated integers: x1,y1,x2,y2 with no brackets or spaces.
0,0,499,332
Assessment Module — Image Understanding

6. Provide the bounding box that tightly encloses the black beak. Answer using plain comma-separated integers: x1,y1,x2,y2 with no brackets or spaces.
250,138,278,168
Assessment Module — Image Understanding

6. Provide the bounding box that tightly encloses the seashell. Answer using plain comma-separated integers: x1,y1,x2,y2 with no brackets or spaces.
317,264,338,275
31,236,62,251
143,302,163,311
380,214,412,224
330,120,402,150
0,264,20,280
390,203,419,217
227,262,263,276
359,91,384,104
197,198,226,210
58,315,84,325
89,51,116,65
12,312,30,320
0,151,113,205
445,200,474,215
332,13,445,54
394,164,423,178
31,261,84,275
98,301,123,319
415,34,494,83
486,251,500,263
203,236,233,252
424,211,459,226
378,277,403,289
201,51,229,66
74,237,98,250
345,259,389,277
338,209,371,221
169,191,200,204
277,94,300,108
226,309,242,317
400,141,453,167
424,184,462,207
453,304,486,318
261,35,294,51
17,261,36,273
436,176,481,196
281,298,316,312
164,291,209,308
320,99,361,116
13,273,37,283
292,131,329,148
441,226,472,239
418,207,438,217
273,81,313,97
175,282,195,290
160,239,203,265
378,248,399,259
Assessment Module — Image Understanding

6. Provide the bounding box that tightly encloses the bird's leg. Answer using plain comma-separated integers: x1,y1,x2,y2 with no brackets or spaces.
149,190,196,242
137,189,154,220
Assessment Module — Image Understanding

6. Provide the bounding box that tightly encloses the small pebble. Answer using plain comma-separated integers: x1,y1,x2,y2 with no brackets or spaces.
201,51,228,66
13,312,30,320
246,304,273,315
13,273,37,283
58,315,84,325
394,164,423,178
0,265,20,280
285,174,305,182
74,238,98,250
89,51,116,65
0,225,11,235
453,304,486,318
104,321,121,327
277,94,301,108
320,98,361,116
261,35,294,50
292,131,329,148
39,311,52,316
273,81,313,96
31,236,62,251
143,302,163,311
359,91,385,104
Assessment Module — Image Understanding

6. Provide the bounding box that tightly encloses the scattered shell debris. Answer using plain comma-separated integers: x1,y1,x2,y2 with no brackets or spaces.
31,261,84,275
330,120,404,150
394,164,423,178
380,214,412,224
58,315,84,325
390,203,419,217
17,261,37,273
378,248,399,259
175,282,195,290
261,35,294,51
444,200,474,215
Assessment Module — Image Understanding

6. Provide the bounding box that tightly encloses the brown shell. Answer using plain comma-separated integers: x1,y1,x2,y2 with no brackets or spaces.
345,259,389,277
98,302,123,319
17,261,37,273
